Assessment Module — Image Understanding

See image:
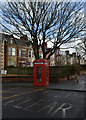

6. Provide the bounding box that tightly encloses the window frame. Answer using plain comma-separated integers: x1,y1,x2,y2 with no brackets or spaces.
22,50,26,57
8,47,11,55
29,51,31,57
19,49,21,57
12,48,16,56
8,61,11,66
12,61,16,66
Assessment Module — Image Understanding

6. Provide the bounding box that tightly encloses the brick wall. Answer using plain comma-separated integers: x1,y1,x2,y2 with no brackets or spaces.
2,75,68,83
2,76,33,82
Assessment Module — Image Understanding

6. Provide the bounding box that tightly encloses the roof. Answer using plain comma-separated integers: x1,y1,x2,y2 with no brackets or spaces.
14,38,29,47
1,33,29,47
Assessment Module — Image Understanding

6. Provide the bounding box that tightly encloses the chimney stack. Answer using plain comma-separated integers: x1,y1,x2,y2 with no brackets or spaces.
72,52,76,57
20,35,28,44
65,50,69,56
42,42,47,48
44,42,47,47
57,47,60,51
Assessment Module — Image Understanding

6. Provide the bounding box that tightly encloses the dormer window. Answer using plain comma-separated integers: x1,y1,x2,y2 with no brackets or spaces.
29,45,32,48
10,37,13,43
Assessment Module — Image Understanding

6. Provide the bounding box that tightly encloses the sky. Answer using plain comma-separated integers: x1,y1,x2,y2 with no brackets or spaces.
0,0,86,55
0,0,86,1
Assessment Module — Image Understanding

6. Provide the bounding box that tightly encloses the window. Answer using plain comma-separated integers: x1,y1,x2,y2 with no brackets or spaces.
13,61,16,66
29,45,32,48
0,36,2,39
23,63,26,67
36,67,41,82
19,50,21,57
4,38,7,42
8,47,11,55
29,51,31,57
8,61,11,66
12,48,15,56
11,40,13,43
19,63,22,67
39,53,41,57
32,51,34,57
22,50,26,57
46,67,48,81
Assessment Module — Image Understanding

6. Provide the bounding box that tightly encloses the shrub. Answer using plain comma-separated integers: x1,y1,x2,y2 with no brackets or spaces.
5,64,83,77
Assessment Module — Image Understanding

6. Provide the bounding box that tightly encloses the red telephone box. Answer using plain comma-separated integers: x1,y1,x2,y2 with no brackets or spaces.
33,59,49,87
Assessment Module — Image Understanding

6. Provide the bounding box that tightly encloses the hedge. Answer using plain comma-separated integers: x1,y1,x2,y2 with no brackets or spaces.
5,66,33,75
49,65,82,78
5,64,83,78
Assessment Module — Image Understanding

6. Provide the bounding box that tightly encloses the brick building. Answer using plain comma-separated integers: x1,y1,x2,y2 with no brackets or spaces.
55,49,86,66
1,34,35,68
1,33,86,70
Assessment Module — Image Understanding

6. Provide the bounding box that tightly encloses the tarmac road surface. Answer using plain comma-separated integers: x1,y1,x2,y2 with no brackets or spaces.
1,86,85,119
1,74,86,119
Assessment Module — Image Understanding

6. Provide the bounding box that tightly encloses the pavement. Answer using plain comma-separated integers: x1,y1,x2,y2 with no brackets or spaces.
2,74,86,92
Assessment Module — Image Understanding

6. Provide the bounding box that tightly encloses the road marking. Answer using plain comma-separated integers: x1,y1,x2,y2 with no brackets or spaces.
3,97,26,105
54,92,65,98
2,88,34,93
54,95,58,97
2,88,44,100
71,93,78,97
36,102,57,114
2,87,21,91
47,102,57,115
3,100,15,105
14,98,33,106
74,93,77,96
0,91,6,92
2,94,19,100
0,91,16,93
24,99,42,110
51,103,72,117
14,106,22,109
63,93,72,99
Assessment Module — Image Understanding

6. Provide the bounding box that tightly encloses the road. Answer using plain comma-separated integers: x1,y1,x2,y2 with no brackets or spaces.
1,86,85,119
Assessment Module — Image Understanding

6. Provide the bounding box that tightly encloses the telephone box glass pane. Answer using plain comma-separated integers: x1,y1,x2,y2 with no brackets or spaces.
46,66,48,82
36,66,41,82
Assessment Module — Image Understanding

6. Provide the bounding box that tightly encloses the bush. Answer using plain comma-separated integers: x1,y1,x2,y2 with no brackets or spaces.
5,64,83,77
49,65,82,78
5,67,33,75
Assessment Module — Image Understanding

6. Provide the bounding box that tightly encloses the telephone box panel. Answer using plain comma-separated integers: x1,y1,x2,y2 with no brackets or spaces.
33,59,49,87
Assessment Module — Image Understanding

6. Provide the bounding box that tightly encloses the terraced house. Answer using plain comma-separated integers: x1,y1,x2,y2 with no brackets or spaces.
1,34,35,68
1,33,86,70
55,49,86,66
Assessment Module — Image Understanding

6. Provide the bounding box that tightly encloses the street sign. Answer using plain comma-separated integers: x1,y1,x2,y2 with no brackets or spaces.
26,62,30,65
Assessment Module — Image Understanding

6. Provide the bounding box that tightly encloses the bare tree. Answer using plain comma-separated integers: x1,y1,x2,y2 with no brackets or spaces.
0,1,85,59
75,37,86,60
75,2,86,60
